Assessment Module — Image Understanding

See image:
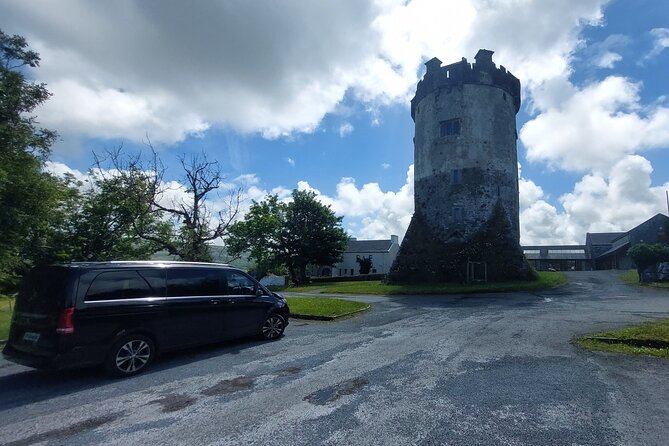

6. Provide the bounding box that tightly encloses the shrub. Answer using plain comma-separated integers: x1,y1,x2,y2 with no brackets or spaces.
627,243,669,281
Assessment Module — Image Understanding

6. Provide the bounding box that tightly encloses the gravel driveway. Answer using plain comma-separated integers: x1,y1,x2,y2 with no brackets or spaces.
1,271,668,445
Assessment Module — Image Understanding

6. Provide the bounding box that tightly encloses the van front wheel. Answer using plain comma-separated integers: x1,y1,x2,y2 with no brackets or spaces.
105,334,155,377
261,314,285,340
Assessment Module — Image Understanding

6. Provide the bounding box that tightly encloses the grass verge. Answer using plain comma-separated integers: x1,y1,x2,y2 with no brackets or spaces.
290,271,567,295
286,296,369,319
1,295,15,342
575,318,669,358
619,269,669,289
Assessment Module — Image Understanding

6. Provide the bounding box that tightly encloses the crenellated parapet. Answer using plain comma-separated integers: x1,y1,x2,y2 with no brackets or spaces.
411,49,520,120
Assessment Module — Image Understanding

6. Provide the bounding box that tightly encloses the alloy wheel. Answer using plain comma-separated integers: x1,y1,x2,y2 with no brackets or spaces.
261,315,285,339
115,339,151,374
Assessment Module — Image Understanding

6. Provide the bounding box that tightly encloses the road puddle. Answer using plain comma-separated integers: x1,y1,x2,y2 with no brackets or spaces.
274,367,302,376
304,377,369,405
5,412,123,446
147,393,197,413
201,376,255,396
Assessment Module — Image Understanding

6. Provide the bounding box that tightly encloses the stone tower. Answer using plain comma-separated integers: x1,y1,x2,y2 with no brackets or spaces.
388,49,531,282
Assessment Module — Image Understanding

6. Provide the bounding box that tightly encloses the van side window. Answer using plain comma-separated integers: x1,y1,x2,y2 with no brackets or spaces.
225,271,257,296
85,271,154,301
167,269,223,297
138,269,166,296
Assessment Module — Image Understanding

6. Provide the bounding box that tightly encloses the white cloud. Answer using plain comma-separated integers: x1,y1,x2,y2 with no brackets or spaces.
644,28,669,60
520,76,669,174
286,158,296,167
585,34,630,69
293,165,415,240
519,156,669,245
381,163,390,170
594,51,622,69
44,161,91,186
338,122,354,138
1,0,611,145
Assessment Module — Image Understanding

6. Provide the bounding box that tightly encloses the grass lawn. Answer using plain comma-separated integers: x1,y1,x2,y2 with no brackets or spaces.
0,295,15,342
575,318,669,358
289,271,567,295
286,296,369,319
619,269,669,289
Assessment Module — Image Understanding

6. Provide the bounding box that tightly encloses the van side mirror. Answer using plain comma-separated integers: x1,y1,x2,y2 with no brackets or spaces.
255,289,263,298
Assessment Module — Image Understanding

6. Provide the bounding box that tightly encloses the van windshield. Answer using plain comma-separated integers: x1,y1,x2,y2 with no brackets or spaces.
17,266,70,314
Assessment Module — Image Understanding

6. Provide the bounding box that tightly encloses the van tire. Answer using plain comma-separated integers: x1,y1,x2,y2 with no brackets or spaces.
260,314,286,340
105,334,155,377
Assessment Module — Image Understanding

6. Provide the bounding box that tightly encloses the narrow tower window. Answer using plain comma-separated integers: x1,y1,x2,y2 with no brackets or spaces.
451,169,462,185
452,206,463,222
440,118,461,137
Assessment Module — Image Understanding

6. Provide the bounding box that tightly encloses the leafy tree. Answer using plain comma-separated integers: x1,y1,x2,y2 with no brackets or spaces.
96,147,241,262
0,29,66,291
628,243,669,281
226,195,286,279
68,173,169,261
227,190,348,285
356,255,373,275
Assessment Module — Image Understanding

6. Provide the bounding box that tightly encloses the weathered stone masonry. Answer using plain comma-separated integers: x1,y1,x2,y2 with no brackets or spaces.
388,49,532,282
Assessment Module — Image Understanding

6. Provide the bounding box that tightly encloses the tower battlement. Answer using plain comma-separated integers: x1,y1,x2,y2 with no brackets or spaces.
411,49,520,120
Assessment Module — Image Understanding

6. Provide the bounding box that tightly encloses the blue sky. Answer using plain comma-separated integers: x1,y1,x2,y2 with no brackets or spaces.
2,0,668,245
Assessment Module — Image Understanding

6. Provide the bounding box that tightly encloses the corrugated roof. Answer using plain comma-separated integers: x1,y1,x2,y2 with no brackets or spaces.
346,239,394,253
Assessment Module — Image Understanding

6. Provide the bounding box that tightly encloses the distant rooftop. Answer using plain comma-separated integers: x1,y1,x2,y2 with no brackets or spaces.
346,238,396,253
585,232,625,245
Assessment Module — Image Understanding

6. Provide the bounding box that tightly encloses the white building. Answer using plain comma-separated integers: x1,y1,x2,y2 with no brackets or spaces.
315,235,400,277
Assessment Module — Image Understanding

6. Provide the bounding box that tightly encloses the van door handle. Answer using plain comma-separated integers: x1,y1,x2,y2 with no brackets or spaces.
225,299,236,304
209,299,220,305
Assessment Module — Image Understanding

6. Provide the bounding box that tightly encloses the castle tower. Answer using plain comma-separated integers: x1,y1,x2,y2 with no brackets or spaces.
388,49,531,282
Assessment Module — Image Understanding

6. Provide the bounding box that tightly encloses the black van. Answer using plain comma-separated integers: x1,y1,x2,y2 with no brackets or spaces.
2,261,289,377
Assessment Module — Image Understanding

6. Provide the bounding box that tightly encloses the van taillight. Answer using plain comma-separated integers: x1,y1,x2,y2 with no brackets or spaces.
56,308,75,334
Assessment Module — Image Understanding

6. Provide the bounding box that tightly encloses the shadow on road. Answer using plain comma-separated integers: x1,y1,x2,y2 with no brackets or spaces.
0,335,269,412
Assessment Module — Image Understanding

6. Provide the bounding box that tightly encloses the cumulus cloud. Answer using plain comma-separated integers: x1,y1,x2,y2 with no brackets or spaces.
519,156,669,245
286,158,296,167
520,76,669,174
1,0,611,145
292,165,415,240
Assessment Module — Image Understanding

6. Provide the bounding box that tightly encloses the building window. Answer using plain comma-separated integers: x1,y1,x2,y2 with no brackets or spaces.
440,118,461,137
452,206,463,222
451,169,462,185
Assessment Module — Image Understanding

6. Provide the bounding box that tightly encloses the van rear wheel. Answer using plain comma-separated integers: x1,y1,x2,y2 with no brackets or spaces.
261,314,285,340
105,334,155,377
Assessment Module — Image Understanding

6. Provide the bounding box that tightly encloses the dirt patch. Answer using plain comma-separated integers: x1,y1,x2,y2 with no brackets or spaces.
304,377,369,405
5,412,123,446
201,376,255,396
147,393,197,413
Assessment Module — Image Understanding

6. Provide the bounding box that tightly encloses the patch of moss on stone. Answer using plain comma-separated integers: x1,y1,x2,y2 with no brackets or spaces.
388,201,533,283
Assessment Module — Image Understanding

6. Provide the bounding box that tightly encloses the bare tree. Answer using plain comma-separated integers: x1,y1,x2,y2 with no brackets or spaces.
94,142,242,262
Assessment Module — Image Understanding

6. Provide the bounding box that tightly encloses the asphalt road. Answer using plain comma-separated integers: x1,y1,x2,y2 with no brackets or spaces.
1,271,668,445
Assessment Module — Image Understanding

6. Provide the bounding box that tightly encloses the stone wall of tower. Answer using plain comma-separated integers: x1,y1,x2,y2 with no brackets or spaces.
388,50,532,283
